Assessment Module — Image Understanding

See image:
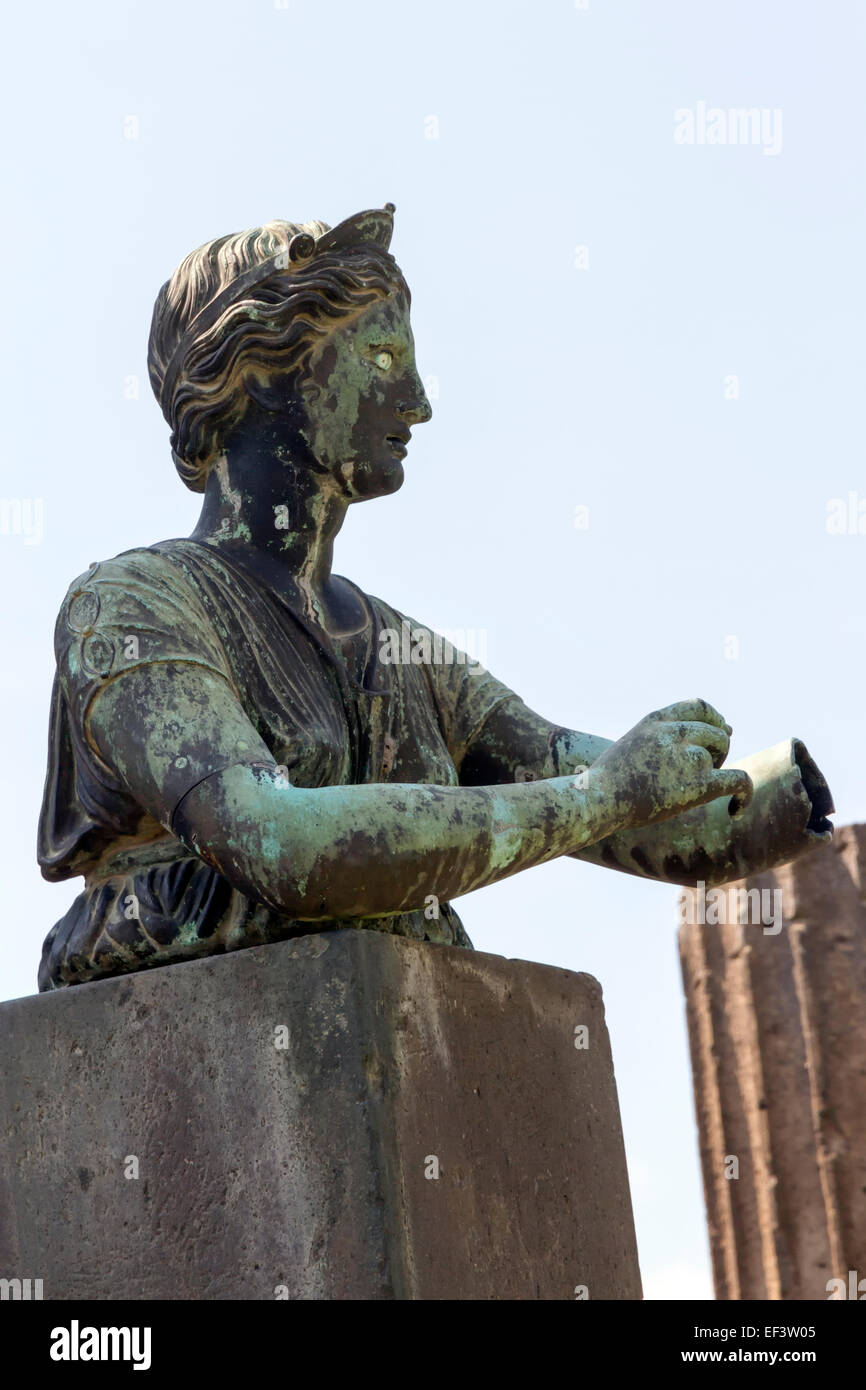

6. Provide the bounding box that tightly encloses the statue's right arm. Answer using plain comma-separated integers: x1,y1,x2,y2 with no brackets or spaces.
88,664,748,921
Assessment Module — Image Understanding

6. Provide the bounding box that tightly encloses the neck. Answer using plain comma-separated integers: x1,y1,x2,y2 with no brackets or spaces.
190,434,349,620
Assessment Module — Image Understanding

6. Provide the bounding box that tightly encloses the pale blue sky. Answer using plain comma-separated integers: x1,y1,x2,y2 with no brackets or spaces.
2,0,864,1300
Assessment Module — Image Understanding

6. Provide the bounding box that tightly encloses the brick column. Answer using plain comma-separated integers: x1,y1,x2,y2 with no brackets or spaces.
679,827,866,1300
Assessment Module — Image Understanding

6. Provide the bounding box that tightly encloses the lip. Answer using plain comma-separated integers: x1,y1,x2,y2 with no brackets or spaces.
385,432,410,458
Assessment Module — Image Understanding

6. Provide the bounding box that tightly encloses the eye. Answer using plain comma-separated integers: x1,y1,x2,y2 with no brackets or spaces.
372,350,393,371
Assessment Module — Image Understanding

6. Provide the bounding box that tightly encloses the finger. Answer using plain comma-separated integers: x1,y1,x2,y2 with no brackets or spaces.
683,743,714,771
709,769,754,815
657,698,732,737
674,720,730,768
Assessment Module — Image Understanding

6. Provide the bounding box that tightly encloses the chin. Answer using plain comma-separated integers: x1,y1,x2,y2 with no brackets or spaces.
379,460,405,494
348,456,405,501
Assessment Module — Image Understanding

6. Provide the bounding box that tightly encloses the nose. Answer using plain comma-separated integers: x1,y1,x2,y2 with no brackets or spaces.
396,373,432,426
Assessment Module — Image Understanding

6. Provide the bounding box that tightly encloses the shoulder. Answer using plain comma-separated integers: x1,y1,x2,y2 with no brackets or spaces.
363,591,408,631
59,542,197,596
53,543,228,687
56,544,205,632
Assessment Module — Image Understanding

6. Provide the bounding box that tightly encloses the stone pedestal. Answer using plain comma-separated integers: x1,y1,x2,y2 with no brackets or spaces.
0,931,640,1300
679,827,866,1300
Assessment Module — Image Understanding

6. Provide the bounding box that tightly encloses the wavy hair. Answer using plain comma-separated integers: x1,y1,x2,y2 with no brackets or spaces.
147,219,407,492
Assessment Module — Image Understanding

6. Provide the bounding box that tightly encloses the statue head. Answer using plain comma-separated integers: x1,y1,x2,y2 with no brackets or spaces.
148,204,432,500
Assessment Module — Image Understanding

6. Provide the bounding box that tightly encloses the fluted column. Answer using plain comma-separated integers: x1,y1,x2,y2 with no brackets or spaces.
679,826,866,1300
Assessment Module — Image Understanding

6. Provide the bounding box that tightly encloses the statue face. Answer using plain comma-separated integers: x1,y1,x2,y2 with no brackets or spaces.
300,291,432,500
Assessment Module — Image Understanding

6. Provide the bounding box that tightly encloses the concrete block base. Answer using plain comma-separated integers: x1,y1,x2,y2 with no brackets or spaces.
0,931,641,1300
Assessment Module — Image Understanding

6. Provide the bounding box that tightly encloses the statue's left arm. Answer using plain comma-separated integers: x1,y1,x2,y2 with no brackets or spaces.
458,694,834,887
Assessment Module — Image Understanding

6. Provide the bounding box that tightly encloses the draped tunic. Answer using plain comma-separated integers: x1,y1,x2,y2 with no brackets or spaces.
37,539,519,989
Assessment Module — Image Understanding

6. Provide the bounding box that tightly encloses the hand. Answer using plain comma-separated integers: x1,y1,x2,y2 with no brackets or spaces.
591,698,753,829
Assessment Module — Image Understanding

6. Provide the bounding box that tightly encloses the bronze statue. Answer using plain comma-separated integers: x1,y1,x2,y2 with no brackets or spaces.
36,204,834,989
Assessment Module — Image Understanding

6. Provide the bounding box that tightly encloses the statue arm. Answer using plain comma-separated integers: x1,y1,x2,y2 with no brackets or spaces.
86,662,630,919
460,697,834,886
